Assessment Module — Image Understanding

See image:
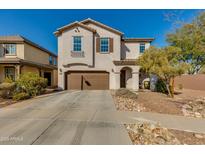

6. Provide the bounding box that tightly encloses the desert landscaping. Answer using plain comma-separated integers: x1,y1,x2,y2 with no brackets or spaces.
112,88,205,144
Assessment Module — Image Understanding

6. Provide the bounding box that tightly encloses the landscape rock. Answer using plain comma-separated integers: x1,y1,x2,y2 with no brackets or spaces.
182,104,192,110
195,112,202,118
194,133,205,139
126,122,181,145
182,97,205,118
115,96,145,112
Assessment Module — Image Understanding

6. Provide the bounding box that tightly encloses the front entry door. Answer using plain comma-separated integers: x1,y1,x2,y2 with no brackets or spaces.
44,72,52,86
120,70,126,88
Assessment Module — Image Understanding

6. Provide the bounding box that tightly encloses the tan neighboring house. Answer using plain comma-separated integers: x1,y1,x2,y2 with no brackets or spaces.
0,35,58,87
55,18,154,90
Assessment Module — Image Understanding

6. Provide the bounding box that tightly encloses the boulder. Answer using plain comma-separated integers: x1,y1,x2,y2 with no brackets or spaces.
126,122,181,144
182,98,205,118
194,133,205,139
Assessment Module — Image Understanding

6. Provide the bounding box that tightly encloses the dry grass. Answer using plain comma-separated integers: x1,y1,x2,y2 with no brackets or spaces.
136,90,183,115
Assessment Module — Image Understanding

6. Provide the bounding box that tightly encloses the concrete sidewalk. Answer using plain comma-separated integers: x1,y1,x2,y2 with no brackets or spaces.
93,110,205,134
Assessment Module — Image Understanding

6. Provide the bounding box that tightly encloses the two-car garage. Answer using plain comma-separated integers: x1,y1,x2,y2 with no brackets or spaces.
65,71,109,90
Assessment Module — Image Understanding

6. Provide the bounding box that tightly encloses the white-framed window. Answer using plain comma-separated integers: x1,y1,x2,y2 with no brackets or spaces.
4,44,16,55
100,38,109,53
4,67,15,81
73,36,82,52
140,43,145,53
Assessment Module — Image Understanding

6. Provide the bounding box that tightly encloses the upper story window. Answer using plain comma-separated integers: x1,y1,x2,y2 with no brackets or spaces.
139,43,145,53
4,44,16,55
73,36,82,52
49,56,53,64
53,57,57,65
100,38,109,53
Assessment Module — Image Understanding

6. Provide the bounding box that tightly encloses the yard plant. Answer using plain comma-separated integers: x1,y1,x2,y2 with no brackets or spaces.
138,12,205,97
0,72,48,101
137,46,189,97
0,78,16,99
15,72,47,97
167,12,205,74
12,92,30,101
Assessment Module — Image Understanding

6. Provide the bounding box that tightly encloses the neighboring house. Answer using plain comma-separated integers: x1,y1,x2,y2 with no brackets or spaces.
55,18,154,90
0,35,58,87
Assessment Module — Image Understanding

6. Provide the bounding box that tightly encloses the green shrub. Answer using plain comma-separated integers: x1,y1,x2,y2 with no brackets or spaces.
16,72,47,97
3,77,14,83
155,79,168,94
0,82,16,99
12,92,30,101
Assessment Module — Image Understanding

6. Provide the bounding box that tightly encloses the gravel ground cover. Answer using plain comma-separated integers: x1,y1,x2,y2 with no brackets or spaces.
112,89,205,118
112,89,205,144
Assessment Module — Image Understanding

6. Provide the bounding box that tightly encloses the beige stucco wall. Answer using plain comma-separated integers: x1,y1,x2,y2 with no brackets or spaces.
0,43,56,64
16,44,24,59
0,41,57,86
53,69,58,87
58,23,122,90
115,65,140,90
0,66,4,83
24,43,50,65
21,65,39,74
175,74,205,91
60,26,94,66
23,44,58,86
87,23,121,61
121,42,150,59
126,68,132,89
57,22,143,90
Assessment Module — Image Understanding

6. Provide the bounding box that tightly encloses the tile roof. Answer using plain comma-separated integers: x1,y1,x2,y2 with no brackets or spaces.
0,35,57,57
122,38,155,42
80,18,124,35
54,21,96,36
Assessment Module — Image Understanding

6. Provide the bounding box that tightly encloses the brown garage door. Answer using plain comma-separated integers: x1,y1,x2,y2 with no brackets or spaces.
66,71,109,90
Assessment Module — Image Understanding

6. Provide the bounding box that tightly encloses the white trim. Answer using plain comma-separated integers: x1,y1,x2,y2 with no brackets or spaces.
80,18,123,35
3,43,17,56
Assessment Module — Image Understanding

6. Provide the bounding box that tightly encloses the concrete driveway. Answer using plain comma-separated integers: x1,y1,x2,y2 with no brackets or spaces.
0,90,132,145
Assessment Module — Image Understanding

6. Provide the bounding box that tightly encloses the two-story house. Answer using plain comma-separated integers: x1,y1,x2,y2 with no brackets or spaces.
0,35,58,87
55,18,154,90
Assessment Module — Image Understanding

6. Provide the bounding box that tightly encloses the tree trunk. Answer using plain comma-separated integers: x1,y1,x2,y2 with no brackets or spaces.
169,77,175,98
166,83,172,98
164,78,174,98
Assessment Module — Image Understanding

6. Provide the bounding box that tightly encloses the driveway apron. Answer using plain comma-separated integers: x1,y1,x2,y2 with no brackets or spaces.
0,90,132,145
